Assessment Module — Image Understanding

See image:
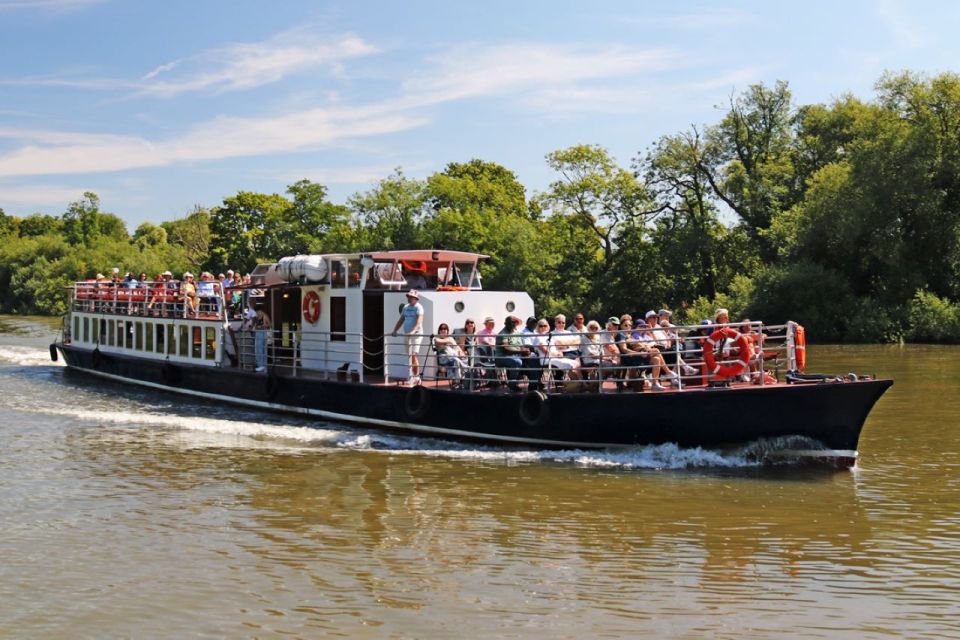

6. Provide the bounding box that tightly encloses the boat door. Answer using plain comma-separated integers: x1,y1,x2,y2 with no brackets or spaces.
362,292,384,376
271,286,301,367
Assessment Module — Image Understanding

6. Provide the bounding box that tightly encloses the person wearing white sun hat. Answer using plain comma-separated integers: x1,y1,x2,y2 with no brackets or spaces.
391,289,424,385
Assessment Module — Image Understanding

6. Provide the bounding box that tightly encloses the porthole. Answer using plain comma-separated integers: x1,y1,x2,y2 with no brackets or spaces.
506,301,516,313
454,301,465,313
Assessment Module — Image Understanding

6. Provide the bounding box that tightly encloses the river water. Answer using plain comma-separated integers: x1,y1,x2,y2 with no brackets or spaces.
0,316,958,639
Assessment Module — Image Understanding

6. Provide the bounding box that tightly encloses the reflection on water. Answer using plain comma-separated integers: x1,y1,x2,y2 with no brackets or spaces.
1,319,959,638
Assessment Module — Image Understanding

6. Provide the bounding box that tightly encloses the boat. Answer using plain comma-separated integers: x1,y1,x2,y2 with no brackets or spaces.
51,250,892,464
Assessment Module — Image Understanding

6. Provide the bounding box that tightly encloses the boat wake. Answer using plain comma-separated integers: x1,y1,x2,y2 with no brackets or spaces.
7,398,785,469
0,346,64,368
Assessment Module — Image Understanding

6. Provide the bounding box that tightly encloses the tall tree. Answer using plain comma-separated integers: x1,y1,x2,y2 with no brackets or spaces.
702,81,795,256
348,168,427,250
208,193,292,273
541,144,660,269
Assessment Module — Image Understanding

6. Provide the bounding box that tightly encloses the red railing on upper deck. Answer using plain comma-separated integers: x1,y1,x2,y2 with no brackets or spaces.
71,280,230,321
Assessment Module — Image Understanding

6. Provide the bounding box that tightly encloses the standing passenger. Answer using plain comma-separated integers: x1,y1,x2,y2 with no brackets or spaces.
253,304,271,372
390,289,424,386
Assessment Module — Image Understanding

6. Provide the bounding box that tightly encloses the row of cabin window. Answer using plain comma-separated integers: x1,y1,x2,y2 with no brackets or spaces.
76,316,217,360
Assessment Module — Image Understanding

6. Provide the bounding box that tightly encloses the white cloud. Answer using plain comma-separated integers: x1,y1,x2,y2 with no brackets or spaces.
0,0,102,10
876,0,925,50
0,28,378,97
0,41,702,178
0,182,94,210
133,31,377,98
0,104,429,177
404,43,680,107
643,8,756,30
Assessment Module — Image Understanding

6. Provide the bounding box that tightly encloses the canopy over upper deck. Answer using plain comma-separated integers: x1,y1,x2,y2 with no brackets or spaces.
259,249,489,291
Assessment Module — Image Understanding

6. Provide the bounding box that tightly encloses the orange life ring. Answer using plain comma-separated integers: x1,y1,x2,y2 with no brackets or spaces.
794,324,806,372
702,327,753,380
302,290,321,324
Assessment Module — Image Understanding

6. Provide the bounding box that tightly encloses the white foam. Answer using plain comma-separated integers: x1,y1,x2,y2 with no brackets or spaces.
10,397,763,469
0,346,64,367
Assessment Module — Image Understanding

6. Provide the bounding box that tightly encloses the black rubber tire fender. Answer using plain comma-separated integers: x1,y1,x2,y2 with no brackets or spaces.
404,385,430,420
49,343,58,362
519,390,551,428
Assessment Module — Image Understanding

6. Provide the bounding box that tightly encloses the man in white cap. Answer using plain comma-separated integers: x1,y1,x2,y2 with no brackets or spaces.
391,289,424,385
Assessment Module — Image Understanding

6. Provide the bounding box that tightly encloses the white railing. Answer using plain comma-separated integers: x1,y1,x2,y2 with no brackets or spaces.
231,322,793,393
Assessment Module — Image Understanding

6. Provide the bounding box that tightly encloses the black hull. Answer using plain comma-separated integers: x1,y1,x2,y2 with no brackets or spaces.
57,344,892,452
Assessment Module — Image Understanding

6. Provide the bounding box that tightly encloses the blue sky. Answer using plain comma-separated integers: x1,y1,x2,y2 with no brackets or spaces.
1,0,958,229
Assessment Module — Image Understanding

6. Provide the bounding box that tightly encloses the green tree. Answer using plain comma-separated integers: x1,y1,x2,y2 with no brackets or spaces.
541,144,659,268
284,179,353,253
348,168,427,250
18,213,62,237
161,207,211,270
208,192,293,273
702,81,796,256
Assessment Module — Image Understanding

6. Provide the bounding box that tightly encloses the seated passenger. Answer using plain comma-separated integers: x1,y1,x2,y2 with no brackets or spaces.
433,323,468,384
182,272,198,318
495,316,531,392
535,318,579,375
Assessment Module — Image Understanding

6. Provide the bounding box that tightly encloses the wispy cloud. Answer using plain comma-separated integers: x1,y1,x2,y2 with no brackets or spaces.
0,41,694,177
876,0,925,50
643,8,756,30
0,104,428,177
404,43,680,106
0,28,378,97
0,182,95,209
134,29,378,97
0,0,102,10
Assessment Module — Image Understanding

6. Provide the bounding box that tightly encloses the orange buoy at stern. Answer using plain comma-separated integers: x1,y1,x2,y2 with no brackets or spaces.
795,324,806,372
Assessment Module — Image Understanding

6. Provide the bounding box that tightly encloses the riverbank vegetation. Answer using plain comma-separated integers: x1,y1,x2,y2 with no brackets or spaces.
3,71,960,342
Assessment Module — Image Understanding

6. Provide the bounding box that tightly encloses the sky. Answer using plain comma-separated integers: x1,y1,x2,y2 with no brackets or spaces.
1,0,959,229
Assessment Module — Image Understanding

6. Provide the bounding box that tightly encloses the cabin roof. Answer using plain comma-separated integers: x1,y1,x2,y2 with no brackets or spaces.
365,249,488,262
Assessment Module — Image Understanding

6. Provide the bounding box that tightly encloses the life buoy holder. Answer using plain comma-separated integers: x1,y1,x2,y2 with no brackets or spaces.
794,324,807,372
404,385,430,420
302,290,321,324
519,390,551,428
702,328,753,380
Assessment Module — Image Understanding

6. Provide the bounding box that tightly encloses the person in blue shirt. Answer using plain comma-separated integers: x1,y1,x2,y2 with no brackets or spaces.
391,289,424,385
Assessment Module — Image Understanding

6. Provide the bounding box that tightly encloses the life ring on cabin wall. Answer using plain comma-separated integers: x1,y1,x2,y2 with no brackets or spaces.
702,327,753,380
302,290,321,324
794,324,807,372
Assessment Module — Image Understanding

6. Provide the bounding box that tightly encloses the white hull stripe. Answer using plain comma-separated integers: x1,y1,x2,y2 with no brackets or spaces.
69,366,625,449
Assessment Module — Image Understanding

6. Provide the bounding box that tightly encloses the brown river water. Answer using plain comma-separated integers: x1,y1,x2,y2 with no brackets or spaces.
0,316,958,639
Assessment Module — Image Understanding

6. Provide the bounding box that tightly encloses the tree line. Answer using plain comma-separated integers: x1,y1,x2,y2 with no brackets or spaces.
3,70,960,343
